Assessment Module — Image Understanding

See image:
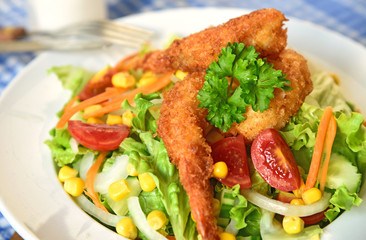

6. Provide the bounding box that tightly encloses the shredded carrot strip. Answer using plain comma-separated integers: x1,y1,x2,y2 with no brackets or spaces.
114,53,139,71
84,151,109,213
56,87,126,129
83,71,174,118
305,106,333,191
319,115,337,193
63,96,79,113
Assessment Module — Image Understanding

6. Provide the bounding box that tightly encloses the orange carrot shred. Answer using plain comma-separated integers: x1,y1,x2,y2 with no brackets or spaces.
63,96,79,113
305,106,333,191
84,151,109,213
83,71,174,118
56,87,126,129
319,115,337,193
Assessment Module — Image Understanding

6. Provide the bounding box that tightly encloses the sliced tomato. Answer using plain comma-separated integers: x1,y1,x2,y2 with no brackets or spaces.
78,67,116,100
276,191,297,203
211,135,252,189
301,210,326,225
251,128,301,191
68,120,129,151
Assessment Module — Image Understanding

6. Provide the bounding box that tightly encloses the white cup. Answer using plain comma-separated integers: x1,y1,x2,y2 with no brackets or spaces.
27,0,107,31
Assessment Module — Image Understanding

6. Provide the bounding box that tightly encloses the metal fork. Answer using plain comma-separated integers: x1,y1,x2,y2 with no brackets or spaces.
0,20,154,52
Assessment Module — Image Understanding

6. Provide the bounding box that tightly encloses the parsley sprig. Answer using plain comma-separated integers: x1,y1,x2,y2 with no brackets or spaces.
197,42,291,132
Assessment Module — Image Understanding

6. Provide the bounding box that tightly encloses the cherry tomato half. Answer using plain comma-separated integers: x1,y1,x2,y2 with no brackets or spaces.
301,210,326,225
68,120,129,151
251,128,301,191
78,67,116,100
211,135,252,189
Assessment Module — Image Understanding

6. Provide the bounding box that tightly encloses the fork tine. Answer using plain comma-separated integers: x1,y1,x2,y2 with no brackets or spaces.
71,20,153,47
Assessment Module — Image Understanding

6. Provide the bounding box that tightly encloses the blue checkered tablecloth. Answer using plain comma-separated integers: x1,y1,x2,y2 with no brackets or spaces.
0,0,365,239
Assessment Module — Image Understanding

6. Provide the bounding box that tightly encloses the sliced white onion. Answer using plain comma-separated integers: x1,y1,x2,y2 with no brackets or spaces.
225,219,239,236
75,194,124,227
94,155,129,194
79,152,94,181
69,137,79,154
240,189,331,217
127,196,168,240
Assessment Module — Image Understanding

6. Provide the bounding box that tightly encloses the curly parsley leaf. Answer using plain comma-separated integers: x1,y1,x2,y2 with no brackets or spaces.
197,42,291,132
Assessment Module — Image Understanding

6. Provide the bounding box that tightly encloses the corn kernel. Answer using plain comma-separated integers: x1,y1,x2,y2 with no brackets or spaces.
212,198,221,217
139,172,156,192
108,179,131,201
213,162,228,179
282,216,304,234
58,166,78,182
147,210,168,230
290,199,305,206
107,114,123,125
112,72,136,88
310,234,320,240
219,232,236,240
91,66,110,84
175,70,188,80
293,181,305,198
302,188,322,205
83,104,102,118
64,177,85,197
116,217,137,239
127,163,139,176
87,117,104,124
139,71,157,87
122,111,134,127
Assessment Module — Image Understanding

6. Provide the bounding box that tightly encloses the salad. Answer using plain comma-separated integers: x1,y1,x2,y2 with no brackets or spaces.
45,9,365,240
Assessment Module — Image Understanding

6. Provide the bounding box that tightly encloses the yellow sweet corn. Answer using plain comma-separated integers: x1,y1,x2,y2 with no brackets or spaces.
64,177,85,197
139,172,156,192
116,217,137,239
138,71,157,87
302,188,322,205
212,198,221,217
83,104,102,118
108,179,131,201
282,216,304,234
87,117,104,124
213,161,228,179
112,72,136,88
107,114,123,125
146,210,168,230
219,232,236,240
175,70,188,80
206,128,224,145
293,182,305,198
122,111,134,127
127,163,139,177
290,198,305,206
58,166,78,182
90,66,110,84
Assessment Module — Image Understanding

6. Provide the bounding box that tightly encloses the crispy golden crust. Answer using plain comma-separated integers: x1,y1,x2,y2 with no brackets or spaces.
157,72,219,240
228,49,313,142
139,8,287,73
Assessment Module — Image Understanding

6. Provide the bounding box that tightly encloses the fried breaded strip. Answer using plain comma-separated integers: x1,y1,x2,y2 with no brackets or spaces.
228,49,313,142
139,8,287,73
156,72,219,240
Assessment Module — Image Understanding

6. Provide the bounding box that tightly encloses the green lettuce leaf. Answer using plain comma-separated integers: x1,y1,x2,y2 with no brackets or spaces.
48,65,93,97
325,185,363,221
120,93,196,240
45,128,95,167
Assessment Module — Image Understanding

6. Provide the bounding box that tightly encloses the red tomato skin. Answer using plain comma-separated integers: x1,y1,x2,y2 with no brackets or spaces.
301,211,326,225
68,120,129,151
251,128,301,191
78,68,116,100
211,135,252,189
276,191,297,203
